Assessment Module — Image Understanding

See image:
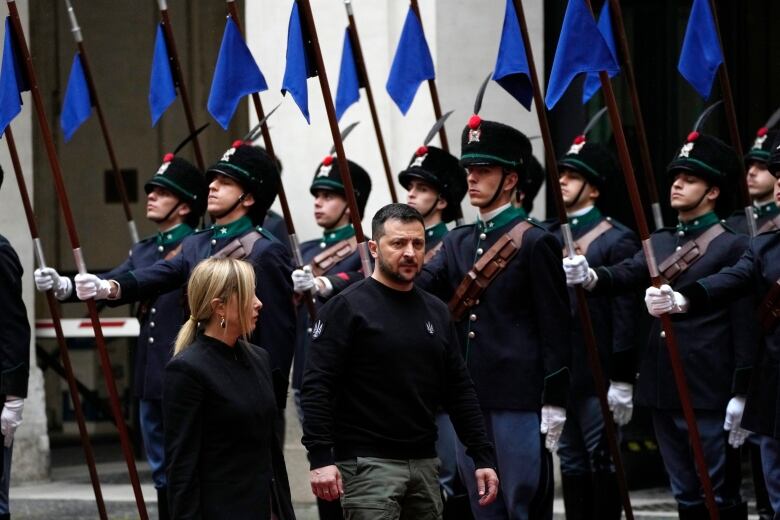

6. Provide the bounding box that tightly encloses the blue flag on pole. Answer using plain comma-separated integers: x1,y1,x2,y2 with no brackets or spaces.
208,17,268,130
386,7,435,115
335,29,360,121
492,0,532,110
678,0,723,100
61,53,92,142
149,23,177,127
582,2,619,104
0,17,28,135
545,0,619,109
281,2,315,123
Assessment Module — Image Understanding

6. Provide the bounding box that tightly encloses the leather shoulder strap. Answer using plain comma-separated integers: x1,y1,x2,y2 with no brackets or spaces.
310,237,358,276
759,278,780,332
758,214,780,234
423,241,445,264
448,221,533,321
164,244,183,261
657,224,725,284
562,220,613,257
213,231,263,260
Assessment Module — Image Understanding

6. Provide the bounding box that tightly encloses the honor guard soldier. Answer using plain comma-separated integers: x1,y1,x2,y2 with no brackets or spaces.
654,132,780,520
544,128,640,520
417,108,572,519
34,149,206,519
72,141,297,431
289,152,371,520
567,130,755,519
0,167,31,520
725,109,780,235
399,125,470,518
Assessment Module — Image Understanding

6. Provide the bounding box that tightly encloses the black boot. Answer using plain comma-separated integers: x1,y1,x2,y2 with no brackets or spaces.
592,471,622,520
157,487,169,520
561,473,593,520
751,442,775,520
718,501,748,520
677,503,711,520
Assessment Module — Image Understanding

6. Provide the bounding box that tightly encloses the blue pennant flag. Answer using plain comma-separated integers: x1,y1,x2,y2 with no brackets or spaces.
335,28,360,121
678,0,723,100
492,0,532,110
582,2,619,104
281,2,316,123
208,17,268,130
149,23,177,127
61,53,92,142
386,7,435,115
545,0,619,110
0,17,28,135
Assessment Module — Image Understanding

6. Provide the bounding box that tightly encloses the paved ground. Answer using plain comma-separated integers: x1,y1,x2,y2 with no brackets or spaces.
8,402,767,519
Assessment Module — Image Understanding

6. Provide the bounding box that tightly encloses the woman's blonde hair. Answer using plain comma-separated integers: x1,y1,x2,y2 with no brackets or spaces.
173,257,257,355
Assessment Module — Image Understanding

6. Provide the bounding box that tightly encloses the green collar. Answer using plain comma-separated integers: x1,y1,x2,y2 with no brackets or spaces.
425,221,448,243
156,224,194,247
675,211,719,235
568,207,602,232
756,201,780,218
212,216,254,239
321,224,355,246
477,206,527,233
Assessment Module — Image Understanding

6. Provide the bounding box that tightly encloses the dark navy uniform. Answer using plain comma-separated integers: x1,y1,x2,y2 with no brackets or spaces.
593,131,752,517
112,216,295,381
263,209,291,254
725,202,780,236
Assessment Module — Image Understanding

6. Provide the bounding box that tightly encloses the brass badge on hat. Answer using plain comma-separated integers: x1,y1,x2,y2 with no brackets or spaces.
679,142,694,158
156,162,170,175
221,146,237,162
467,115,482,144
568,135,586,155
411,146,428,167
318,155,334,177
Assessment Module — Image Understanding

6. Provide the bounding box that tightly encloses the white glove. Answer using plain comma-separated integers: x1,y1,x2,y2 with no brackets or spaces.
292,266,317,293
34,267,73,300
292,266,333,297
562,255,597,290
540,405,566,453
1,398,24,447
723,396,751,448
607,381,634,426
74,273,112,301
644,284,689,317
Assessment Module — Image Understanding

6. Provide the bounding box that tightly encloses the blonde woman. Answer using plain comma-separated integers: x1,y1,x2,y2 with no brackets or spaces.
163,258,294,519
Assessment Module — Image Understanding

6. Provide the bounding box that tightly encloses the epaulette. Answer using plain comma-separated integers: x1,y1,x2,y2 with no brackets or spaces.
256,226,281,244
193,227,212,236
719,220,739,235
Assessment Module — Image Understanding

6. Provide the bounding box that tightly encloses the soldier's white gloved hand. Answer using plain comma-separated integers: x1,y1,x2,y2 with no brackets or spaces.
607,382,634,426
723,396,751,448
562,255,597,290
34,267,73,300
292,266,333,297
292,266,317,294
644,284,689,317
540,405,566,453
1,397,24,447
75,273,112,301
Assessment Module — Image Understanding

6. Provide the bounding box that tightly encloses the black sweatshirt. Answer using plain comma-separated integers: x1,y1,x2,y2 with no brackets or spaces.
301,277,495,470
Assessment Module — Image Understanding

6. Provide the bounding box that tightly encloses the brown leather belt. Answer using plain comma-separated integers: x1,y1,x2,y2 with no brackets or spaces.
310,237,358,276
657,224,724,284
448,221,533,321
213,231,263,260
562,220,613,257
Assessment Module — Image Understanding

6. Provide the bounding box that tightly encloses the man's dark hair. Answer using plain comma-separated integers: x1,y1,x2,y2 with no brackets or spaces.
371,203,424,241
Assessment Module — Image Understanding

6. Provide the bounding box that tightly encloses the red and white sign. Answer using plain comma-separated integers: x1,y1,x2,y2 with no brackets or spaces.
35,318,140,339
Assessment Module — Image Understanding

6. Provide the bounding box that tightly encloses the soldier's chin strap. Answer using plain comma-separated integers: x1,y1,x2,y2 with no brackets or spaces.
151,201,182,225
484,168,511,209
419,194,441,220
565,181,589,210
212,192,248,221
678,186,712,214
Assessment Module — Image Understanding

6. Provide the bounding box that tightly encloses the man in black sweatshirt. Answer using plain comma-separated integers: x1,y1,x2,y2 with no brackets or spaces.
301,203,498,519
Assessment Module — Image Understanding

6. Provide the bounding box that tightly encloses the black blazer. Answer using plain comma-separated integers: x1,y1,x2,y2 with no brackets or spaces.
163,334,295,519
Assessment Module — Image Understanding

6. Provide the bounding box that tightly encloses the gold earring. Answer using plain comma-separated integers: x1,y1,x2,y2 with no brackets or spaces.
219,315,226,328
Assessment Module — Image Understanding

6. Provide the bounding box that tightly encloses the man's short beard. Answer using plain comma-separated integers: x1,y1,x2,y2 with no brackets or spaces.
376,250,417,283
